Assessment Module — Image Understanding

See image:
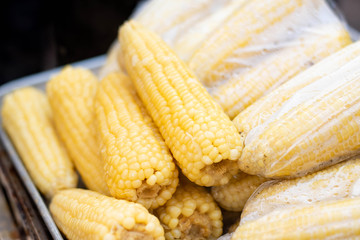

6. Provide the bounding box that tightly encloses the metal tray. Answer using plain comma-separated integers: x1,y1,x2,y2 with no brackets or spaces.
0,55,106,240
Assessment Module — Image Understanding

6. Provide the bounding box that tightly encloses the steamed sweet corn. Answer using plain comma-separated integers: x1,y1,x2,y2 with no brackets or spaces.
189,0,351,119
241,157,360,224
239,54,360,178
233,40,360,140
211,172,267,212
1,87,77,198
95,72,178,209
155,178,223,240
212,23,351,118
47,66,109,195
232,197,360,239
50,188,165,240
120,21,242,187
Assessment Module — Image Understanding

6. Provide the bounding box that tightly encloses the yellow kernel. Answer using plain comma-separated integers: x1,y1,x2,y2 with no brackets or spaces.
171,229,182,238
132,180,142,188
146,175,157,186
202,156,213,165
155,171,165,183
163,214,171,224
168,218,179,229
129,170,138,180
161,190,173,200
219,177,229,185
199,203,210,213
123,217,135,229
218,144,230,154
230,149,241,160
204,131,215,140
209,147,219,160
209,210,221,220
194,161,205,170
144,168,154,178
212,220,223,228
145,222,156,232
169,206,182,218
214,154,223,163
135,212,147,222
157,197,167,206
201,175,211,185
202,145,213,155
182,207,195,217
165,232,174,240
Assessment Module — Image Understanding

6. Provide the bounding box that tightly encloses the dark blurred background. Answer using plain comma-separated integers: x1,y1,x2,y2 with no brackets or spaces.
0,0,359,84
0,0,141,84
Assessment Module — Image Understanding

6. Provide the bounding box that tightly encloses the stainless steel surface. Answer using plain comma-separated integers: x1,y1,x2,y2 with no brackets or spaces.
0,55,106,240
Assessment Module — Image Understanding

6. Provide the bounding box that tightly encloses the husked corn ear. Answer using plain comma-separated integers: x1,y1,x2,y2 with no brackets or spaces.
213,23,351,119
172,0,247,61
232,197,360,239
95,72,178,209
233,40,360,137
47,66,109,195
1,87,77,198
241,157,360,224
189,0,304,85
155,178,223,240
239,55,360,178
120,21,242,187
50,189,165,240
211,172,267,212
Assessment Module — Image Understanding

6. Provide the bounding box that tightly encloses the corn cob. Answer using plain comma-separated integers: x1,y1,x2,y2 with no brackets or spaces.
50,188,165,240
172,0,247,61
155,178,223,240
95,72,178,209
233,40,360,138
239,55,360,178
46,66,109,195
1,87,77,198
241,157,360,224
232,197,360,239
211,172,267,212
120,21,242,187
213,23,351,119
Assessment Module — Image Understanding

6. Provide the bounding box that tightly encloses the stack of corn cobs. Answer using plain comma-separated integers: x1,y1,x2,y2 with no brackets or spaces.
3,0,360,239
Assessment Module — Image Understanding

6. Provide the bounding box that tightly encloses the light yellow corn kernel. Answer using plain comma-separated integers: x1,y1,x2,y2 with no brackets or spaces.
120,20,242,187
241,157,360,224
95,72,178,209
233,197,360,239
50,189,165,240
155,179,222,240
211,172,267,212
47,66,109,195
1,87,77,198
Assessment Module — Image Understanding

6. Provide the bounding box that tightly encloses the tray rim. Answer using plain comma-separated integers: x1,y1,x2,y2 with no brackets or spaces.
0,54,106,240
